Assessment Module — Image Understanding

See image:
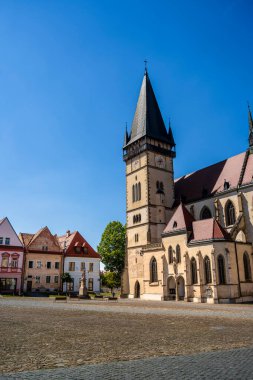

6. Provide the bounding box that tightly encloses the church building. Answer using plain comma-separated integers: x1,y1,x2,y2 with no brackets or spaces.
122,69,253,303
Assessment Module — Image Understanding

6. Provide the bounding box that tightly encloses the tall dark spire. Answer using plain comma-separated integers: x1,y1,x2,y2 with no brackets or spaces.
126,71,173,146
248,103,253,149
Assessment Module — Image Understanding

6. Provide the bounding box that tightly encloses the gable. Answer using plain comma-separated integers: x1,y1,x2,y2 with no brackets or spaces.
27,227,60,252
0,218,23,247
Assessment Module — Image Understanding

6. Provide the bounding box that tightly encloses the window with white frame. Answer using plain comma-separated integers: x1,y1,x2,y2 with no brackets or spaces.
35,276,40,284
81,262,85,271
88,278,93,291
46,276,50,284
89,263,93,272
54,276,59,284
37,261,42,269
11,258,18,268
69,262,75,271
1,256,8,268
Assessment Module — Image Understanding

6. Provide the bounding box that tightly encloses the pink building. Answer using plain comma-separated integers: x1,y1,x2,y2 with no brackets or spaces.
0,217,24,294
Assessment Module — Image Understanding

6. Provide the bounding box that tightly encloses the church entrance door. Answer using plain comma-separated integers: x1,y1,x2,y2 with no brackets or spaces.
134,281,140,298
167,276,176,300
177,276,185,300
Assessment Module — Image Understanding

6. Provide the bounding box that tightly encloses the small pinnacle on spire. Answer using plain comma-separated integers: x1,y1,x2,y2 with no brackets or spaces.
124,122,129,146
144,59,148,74
248,102,253,149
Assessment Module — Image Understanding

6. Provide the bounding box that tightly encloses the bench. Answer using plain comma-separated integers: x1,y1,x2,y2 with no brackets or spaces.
53,296,67,302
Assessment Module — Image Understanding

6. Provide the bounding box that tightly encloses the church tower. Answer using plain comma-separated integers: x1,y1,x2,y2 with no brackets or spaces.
121,69,176,297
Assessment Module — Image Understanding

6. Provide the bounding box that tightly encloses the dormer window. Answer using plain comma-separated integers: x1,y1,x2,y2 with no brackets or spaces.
5,238,10,245
42,246,48,251
224,180,230,190
0,237,3,245
173,221,177,229
75,246,81,253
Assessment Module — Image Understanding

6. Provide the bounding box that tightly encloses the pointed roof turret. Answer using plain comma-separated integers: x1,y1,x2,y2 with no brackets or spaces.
168,120,176,147
248,103,253,149
124,123,129,146
126,70,173,146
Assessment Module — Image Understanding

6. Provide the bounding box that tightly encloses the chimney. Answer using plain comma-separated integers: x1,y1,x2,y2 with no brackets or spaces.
66,230,71,237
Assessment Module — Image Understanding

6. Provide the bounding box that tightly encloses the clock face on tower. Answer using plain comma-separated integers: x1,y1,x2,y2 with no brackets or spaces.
133,159,139,170
155,155,165,168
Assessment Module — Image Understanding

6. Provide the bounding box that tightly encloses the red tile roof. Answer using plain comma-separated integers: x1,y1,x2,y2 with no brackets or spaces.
191,218,231,242
163,203,195,234
175,152,246,203
58,231,100,259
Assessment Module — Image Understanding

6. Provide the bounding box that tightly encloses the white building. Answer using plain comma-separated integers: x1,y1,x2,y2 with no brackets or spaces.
58,230,100,293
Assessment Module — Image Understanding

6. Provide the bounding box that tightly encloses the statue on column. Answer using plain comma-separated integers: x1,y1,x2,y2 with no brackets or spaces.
78,269,90,299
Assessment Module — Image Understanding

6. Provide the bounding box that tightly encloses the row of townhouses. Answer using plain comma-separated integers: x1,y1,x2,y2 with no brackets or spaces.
0,217,100,294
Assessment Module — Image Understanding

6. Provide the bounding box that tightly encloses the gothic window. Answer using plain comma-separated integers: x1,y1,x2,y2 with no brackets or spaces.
173,221,177,229
168,246,173,264
156,181,164,194
150,257,158,282
138,182,141,201
133,215,135,224
191,258,198,284
225,200,236,226
200,206,212,220
217,255,226,284
243,252,252,281
132,185,135,203
204,256,212,284
176,245,181,263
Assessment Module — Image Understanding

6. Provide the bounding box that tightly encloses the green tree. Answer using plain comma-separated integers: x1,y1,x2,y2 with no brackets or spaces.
97,221,126,274
101,271,121,292
61,272,73,284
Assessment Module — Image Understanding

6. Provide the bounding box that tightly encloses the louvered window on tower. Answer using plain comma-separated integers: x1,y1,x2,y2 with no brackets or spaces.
132,182,141,202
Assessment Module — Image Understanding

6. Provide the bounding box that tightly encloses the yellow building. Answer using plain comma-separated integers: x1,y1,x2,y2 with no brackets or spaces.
20,227,62,293
122,69,253,303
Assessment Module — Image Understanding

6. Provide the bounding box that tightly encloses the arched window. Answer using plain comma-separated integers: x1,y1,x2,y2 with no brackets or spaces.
138,182,141,201
135,184,138,201
132,185,135,203
191,258,198,284
243,252,252,281
200,206,212,220
168,246,173,264
176,245,181,263
217,255,226,284
225,200,236,226
204,256,212,284
150,257,158,282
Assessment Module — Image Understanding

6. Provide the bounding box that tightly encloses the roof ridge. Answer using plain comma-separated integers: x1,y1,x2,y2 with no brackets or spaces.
175,150,245,182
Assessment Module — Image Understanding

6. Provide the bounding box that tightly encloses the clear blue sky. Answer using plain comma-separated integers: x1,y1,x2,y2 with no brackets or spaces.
1,0,253,249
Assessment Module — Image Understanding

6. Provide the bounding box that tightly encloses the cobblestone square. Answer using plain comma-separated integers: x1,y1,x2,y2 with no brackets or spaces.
0,298,253,378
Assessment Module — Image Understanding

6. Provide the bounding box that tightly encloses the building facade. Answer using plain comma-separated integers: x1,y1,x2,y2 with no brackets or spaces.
20,227,63,293
0,217,24,294
58,230,100,293
122,69,253,303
